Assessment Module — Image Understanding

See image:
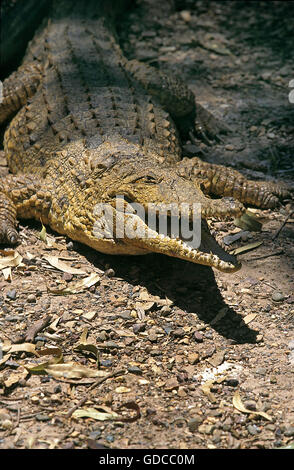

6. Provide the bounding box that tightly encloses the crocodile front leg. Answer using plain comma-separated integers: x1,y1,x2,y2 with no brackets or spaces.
0,62,43,124
176,156,292,210
0,174,51,245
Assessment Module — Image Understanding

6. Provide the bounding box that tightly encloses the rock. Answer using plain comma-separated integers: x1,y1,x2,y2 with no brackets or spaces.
133,322,146,334
171,328,185,338
127,365,142,375
244,400,257,411
148,331,158,343
96,331,108,342
27,294,37,303
35,413,51,422
188,352,199,365
247,424,260,436
100,359,113,367
284,426,294,437
225,376,239,387
82,310,97,321
198,424,214,435
193,331,203,342
272,291,285,302
6,289,17,300
89,430,102,440
180,10,191,22
225,144,235,151
105,268,115,277
165,377,179,391
187,416,202,432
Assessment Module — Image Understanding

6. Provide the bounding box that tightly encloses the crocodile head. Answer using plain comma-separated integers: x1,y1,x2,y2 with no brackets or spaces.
85,159,245,273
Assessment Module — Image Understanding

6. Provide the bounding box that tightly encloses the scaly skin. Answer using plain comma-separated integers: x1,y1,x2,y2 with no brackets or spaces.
0,0,291,272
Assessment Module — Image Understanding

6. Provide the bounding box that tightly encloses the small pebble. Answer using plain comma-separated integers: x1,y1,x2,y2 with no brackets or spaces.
100,359,113,368
35,413,51,422
225,144,235,151
187,416,202,432
96,331,108,342
284,426,294,437
27,294,36,303
148,332,158,343
105,268,115,277
6,289,17,300
127,365,142,375
193,331,203,342
225,377,239,387
244,400,257,411
180,10,191,22
272,291,285,302
188,352,199,365
247,424,260,436
133,323,146,334
89,430,102,440
171,328,185,338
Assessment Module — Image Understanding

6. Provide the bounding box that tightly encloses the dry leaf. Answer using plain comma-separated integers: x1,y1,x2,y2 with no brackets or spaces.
26,347,63,374
4,343,38,356
74,328,100,363
43,362,108,379
115,386,131,394
0,250,22,269
43,255,86,275
229,241,263,256
3,367,29,389
2,267,12,281
48,272,100,295
201,380,217,403
72,406,119,421
233,390,272,421
234,211,262,232
243,313,257,325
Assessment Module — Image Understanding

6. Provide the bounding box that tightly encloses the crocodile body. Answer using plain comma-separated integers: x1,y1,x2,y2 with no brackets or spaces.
0,0,291,272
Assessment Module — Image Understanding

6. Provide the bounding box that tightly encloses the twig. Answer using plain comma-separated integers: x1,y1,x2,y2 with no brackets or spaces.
247,249,284,261
272,210,294,240
24,315,52,342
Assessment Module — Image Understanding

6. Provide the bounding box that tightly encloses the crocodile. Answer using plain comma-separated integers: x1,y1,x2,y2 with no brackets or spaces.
0,0,291,273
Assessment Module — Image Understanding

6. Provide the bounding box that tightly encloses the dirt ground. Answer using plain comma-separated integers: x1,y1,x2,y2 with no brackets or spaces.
0,0,293,450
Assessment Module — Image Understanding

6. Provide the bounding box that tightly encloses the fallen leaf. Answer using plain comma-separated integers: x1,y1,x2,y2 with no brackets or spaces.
0,250,22,269
117,401,141,422
74,328,100,364
43,362,108,379
114,386,131,394
229,241,263,256
234,211,262,232
72,406,119,421
48,272,100,295
39,223,47,243
3,366,29,389
3,343,38,356
26,347,63,374
233,390,272,421
201,380,216,403
2,267,12,281
43,255,87,275
243,313,257,325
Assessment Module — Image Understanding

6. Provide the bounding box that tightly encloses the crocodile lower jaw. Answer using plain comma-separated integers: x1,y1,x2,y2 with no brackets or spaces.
124,219,240,273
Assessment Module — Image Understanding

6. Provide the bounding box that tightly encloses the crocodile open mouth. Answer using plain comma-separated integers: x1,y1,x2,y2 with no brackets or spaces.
117,201,241,273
